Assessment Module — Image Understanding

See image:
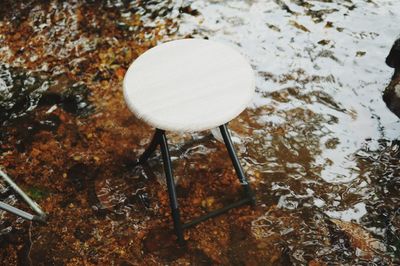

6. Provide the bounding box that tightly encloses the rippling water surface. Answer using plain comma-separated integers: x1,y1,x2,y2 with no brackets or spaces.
1,0,400,264
176,0,400,263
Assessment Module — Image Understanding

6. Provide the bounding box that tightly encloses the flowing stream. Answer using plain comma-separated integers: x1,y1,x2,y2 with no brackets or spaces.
1,0,400,264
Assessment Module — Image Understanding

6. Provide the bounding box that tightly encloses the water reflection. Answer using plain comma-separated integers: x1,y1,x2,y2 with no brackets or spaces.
1,0,400,264
178,0,400,263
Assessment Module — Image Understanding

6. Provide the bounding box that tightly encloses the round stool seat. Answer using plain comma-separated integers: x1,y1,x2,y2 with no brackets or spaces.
123,39,255,132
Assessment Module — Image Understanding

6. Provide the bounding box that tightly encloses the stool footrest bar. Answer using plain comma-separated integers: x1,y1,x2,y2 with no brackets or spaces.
182,196,253,229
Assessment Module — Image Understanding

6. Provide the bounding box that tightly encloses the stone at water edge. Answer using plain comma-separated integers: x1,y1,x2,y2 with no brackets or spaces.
383,38,400,118
383,81,400,118
386,38,400,69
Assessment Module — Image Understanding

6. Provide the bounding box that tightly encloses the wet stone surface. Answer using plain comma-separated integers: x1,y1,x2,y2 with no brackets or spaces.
1,0,400,265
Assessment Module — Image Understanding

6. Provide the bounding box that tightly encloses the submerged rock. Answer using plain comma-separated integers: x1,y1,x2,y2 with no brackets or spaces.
0,67,93,152
0,65,49,126
37,71,94,117
0,65,94,126
331,219,387,260
383,38,400,117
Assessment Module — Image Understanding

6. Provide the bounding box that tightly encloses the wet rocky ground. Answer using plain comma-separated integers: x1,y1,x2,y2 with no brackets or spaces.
1,0,400,265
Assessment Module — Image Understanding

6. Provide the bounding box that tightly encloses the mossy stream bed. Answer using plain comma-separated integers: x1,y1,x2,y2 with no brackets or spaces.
1,0,400,265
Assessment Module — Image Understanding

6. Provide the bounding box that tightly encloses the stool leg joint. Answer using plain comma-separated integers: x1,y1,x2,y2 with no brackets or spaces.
134,129,164,166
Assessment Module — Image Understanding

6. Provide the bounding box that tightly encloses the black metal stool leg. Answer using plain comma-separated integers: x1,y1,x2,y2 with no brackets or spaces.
158,130,185,245
135,126,254,244
219,124,256,205
135,129,163,166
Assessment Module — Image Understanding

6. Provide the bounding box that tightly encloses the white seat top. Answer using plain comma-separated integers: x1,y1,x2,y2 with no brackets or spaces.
123,39,255,132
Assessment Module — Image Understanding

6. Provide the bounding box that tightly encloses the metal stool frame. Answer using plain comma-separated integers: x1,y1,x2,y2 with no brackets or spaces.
0,169,46,223
134,123,255,245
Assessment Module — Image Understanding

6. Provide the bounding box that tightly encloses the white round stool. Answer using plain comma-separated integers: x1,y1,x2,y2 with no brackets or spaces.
123,39,255,244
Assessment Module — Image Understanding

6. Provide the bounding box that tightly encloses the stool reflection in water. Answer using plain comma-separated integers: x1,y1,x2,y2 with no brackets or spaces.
123,39,256,245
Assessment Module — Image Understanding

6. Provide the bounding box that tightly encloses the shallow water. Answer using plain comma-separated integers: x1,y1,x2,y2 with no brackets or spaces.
178,0,400,263
1,0,400,265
